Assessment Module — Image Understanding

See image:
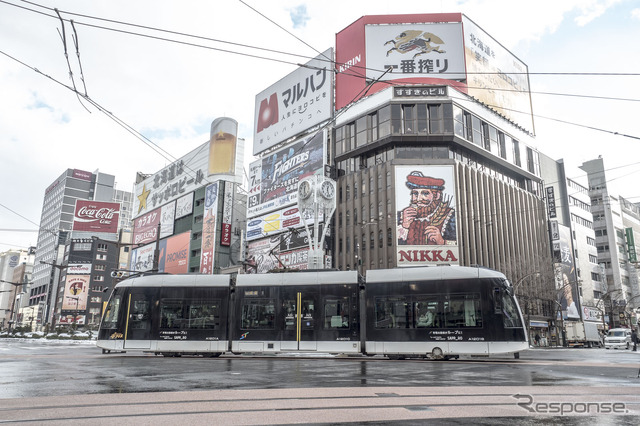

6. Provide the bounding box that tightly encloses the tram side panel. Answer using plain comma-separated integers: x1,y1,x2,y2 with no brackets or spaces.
231,275,361,354
153,286,230,355
97,276,231,356
363,275,527,358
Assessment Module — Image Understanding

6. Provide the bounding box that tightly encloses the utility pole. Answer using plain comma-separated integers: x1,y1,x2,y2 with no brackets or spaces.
153,222,161,272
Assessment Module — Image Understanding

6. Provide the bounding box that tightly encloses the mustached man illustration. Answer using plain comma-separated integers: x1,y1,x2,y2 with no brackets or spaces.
397,171,456,245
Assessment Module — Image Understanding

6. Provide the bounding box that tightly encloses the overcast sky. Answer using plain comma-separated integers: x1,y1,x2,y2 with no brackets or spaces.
1,0,639,252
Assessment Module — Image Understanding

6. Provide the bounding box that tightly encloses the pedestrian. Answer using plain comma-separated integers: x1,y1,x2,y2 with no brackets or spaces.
534,333,540,347
632,329,638,352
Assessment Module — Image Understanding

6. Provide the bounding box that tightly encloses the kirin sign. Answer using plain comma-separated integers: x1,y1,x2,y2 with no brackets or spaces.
72,200,120,233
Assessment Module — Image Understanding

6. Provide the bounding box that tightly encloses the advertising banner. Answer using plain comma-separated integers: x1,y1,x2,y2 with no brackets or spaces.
365,22,465,82
246,205,323,242
133,207,161,245
131,242,156,272
175,192,194,219
72,200,120,233
248,131,325,217
158,231,190,274
246,235,312,274
246,236,281,274
220,182,234,246
72,169,92,181
583,306,603,322
556,224,581,320
62,275,90,311
66,263,92,275
133,143,208,217
200,183,219,274
58,314,86,325
395,165,459,267
462,15,534,133
253,49,333,155
160,201,176,239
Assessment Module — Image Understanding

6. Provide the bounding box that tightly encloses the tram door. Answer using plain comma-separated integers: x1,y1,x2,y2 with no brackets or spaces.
124,290,152,349
281,290,317,351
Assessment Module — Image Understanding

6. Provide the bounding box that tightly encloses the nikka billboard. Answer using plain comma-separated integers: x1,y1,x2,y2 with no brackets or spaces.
253,49,333,156
72,200,120,233
395,165,459,267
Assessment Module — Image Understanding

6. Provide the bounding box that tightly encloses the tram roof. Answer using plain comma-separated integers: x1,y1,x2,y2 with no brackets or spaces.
115,273,231,288
365,266,506,283
236,270,359,287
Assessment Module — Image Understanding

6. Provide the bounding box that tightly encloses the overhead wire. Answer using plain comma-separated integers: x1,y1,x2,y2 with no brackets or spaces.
1,0,639,254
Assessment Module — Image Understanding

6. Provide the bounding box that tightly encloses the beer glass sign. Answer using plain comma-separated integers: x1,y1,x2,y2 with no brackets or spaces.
208,117,238,176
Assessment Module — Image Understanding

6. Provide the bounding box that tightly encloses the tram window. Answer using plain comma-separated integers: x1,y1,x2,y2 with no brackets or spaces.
444,294,482,328
414,298,441,328
129,300,150,329
374,297,410,329
241,299,275,329
324,298,350,329
502,293,523,328
188,302,220,329
101,293,122,329
161,299,221,330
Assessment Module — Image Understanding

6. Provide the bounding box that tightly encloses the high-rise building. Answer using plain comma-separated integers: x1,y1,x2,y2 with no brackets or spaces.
0,248,35,329
31,169,132,329
580,157,640,328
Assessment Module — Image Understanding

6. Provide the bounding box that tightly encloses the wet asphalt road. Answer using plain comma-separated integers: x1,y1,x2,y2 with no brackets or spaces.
1,339,639,398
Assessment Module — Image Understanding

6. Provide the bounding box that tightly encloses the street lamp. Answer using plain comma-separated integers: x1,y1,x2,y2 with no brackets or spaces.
512,272,541,344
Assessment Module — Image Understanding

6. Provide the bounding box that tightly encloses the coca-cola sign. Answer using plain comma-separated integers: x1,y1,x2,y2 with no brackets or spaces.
73,200,121,233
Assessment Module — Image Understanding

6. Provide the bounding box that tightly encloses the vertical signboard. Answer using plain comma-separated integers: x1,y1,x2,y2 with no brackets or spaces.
160,201,176,239
220,183,234,246
546,186,557,219
395,165,459,266
62,275,90,311
556,224,581,320
626,228,637,263
200,183,219,274
175,192,194,219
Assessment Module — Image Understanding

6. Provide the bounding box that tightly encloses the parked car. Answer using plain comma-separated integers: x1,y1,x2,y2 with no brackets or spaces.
604,328,632,349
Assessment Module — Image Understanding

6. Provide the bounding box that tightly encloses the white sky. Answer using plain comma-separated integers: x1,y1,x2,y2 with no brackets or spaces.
1,0,639,252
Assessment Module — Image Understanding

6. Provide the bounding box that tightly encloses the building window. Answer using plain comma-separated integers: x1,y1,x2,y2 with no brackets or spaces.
498,132,507,159
471,115,483,146
94,264,106,271
97,243,108,252
402,104,416,134
93,275,104,282
512,139,522,167
96,254,107,261
428,104,444,134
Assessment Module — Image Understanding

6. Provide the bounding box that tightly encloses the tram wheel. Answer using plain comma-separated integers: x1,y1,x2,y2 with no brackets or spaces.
429,347,444,360
514,352,520,359
387,354,406,360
